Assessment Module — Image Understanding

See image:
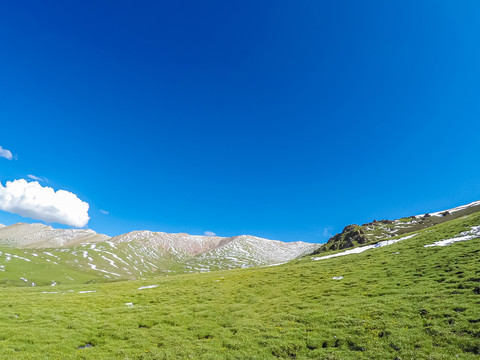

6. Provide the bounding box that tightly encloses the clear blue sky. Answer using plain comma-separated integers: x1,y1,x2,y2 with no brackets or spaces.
1,1,479,242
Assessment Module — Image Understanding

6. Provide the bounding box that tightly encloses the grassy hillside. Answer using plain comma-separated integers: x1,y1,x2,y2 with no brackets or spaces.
0,212,479,359
0,232,319,286
313,202,480,253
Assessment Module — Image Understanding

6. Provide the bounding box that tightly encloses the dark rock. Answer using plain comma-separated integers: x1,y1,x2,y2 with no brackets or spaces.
343,225,358,232
312,224,370,254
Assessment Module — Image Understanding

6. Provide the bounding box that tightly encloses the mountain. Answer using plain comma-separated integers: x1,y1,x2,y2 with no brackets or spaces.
0,222,109,248
312,200,480,254
110,231,318,270
0,223,319,286
2,199,480,359
2,199,479,287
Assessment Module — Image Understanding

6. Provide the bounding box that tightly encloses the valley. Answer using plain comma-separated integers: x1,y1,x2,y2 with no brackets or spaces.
0,202,479,358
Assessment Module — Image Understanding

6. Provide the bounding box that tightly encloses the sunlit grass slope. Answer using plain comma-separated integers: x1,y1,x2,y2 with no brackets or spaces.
1,212,479,359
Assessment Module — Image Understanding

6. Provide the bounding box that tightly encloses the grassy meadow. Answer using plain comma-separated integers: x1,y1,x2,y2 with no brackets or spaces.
0,212,479,359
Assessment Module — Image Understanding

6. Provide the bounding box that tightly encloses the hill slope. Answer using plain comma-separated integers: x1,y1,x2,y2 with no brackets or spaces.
0,224,319,286
313,200,480,253
0,222,109,248
0,208,479,359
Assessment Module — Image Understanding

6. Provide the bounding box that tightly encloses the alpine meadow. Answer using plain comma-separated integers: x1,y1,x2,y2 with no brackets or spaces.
0,201,479,359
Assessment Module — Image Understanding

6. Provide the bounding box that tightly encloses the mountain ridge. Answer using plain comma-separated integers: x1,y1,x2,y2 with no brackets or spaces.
313,199,480,254
0,222,320,286
2,199,479,286
2,202,480,358
0,222,109,248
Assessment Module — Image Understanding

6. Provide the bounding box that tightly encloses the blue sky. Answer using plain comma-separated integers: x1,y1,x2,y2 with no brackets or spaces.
1,1,479,243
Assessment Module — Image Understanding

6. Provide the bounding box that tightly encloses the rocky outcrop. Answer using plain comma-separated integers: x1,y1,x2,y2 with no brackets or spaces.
311,224,369,254
311,200,480,257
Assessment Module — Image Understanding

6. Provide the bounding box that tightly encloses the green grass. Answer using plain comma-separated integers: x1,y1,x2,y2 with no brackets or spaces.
0,247,103,286
0,236,307,287
0,213,479,359
0,242,203,286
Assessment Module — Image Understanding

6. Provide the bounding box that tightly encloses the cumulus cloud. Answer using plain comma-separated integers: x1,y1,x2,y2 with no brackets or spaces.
28,174,45,182
99,209,109,215
0,146,13,160
204,231,217,236
0,179,90,227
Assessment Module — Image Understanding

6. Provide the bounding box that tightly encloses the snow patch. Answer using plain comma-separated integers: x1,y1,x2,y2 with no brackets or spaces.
138,285,158,290
263,261,288,267
43,252,60,260
424,226,480,247
12,254,31,262
313,234,418,261
415,200,480,218
101,255,118,268
87,263,121,277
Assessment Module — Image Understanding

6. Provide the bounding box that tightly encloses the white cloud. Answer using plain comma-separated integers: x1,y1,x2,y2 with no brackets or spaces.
0,146,13,160
204,231,217,236
322,226,333,238
99,209,109,215
0,179,90,227
28,174,45,182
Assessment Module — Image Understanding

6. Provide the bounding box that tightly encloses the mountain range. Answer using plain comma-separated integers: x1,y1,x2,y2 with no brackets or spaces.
1,199,480,358
0,223,319,286
313,200,480,253
1,199,479,287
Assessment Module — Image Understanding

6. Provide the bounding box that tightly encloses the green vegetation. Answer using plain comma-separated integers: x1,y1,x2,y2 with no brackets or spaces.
0,212,479,359
0,231,319,286
315,203,480,254
313,224,369,253
0,247,104,286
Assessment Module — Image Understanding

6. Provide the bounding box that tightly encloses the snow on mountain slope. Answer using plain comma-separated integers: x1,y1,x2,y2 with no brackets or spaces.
114,231,319,263
187,235,320,271
0,224,321,285
0,223,109,248
110,231,227,257
424,225,480,247
414,200,480,218
109,231,320,272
